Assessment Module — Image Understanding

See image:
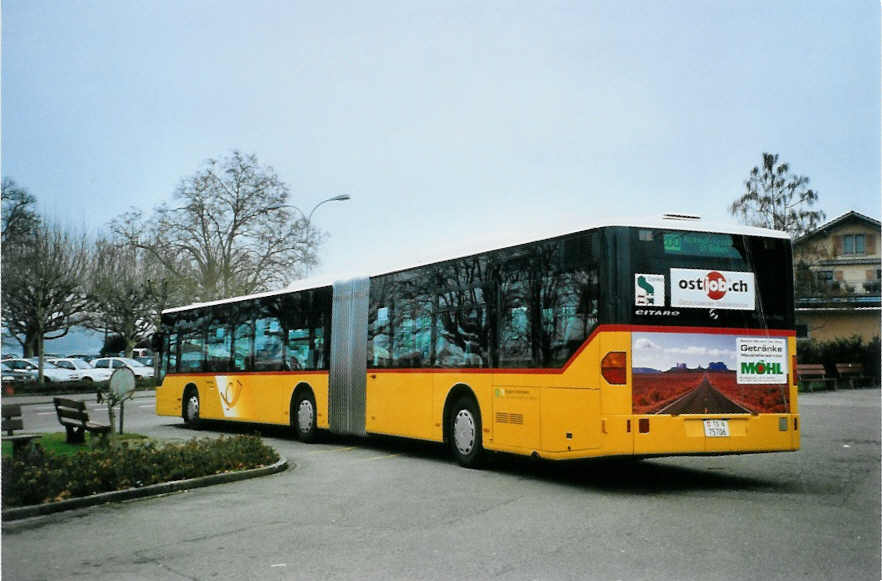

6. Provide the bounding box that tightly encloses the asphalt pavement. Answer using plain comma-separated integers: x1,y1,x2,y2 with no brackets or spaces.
2,388,880,580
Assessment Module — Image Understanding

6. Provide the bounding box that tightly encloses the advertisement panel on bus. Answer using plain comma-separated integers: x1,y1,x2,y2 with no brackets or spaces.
631,331,790,415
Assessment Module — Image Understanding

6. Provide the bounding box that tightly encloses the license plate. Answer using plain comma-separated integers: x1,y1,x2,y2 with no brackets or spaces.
704,419,729,437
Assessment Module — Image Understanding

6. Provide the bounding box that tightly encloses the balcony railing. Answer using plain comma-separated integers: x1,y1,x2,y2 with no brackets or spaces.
796,278,881,307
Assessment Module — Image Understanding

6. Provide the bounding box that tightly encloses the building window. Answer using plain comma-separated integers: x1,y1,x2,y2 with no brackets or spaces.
843,234,866,256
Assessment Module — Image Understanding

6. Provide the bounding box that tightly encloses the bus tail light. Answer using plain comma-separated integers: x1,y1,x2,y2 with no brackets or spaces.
601,351,627,384
792,355,798,384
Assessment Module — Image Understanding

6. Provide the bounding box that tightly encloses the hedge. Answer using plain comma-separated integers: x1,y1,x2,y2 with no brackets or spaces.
1,435,279,508
796,335,881,381
2,377,156,396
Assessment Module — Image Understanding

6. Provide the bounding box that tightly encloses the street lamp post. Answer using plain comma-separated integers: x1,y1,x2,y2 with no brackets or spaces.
293,194,351,276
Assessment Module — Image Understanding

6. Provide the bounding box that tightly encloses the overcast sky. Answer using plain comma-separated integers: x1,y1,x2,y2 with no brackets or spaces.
3,0,880,288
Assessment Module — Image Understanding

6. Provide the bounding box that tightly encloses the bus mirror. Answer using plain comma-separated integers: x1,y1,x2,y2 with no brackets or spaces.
601,351,627,384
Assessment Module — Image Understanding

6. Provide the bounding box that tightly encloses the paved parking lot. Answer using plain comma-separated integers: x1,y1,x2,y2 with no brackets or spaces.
3,389,879,580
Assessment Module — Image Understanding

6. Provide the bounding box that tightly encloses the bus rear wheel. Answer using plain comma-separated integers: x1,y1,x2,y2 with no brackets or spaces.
183,387,200,429
292,390,317,443
449,396,484,468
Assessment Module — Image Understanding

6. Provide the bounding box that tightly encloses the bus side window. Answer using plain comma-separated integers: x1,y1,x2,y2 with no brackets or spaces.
286,326,310,370
180,333,204,372
163,333,178,377
233,322,253,372
254,316,284,371
206,320,231,372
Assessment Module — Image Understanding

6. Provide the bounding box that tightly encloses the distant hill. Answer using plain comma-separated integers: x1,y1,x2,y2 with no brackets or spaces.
633,367,661,374
707,361,729,372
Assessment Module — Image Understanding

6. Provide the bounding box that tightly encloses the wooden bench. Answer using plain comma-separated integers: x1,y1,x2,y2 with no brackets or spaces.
796,363,837,392
835,363,866,389
53,397,111,444
2,404,40,457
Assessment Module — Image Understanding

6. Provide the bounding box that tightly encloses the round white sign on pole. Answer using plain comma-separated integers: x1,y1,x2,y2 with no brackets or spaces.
109,367,136,397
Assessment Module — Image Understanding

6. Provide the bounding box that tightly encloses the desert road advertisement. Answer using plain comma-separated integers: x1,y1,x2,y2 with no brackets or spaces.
632,332,790,414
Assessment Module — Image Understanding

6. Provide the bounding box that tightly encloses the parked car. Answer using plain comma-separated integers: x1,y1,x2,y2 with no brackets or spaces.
91,357,155,379
4,358,80,382
48,358,113,383
67,353,99,363
1,362,34,383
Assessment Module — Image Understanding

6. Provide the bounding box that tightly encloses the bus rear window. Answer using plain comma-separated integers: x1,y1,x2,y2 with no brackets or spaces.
626,228,793,329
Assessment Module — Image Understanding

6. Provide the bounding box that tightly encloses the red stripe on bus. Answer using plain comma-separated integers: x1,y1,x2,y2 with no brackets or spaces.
166,370,328,377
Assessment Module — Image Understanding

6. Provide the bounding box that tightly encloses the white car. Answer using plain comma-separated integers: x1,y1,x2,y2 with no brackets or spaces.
4,358,80,382
92,357,155,379
48,358,113,383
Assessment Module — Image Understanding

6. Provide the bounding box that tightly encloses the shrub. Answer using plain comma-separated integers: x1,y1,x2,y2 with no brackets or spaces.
1,434,279,508
4,377,157,395
796,335,881,380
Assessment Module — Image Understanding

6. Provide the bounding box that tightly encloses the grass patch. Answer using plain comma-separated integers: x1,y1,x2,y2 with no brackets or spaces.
2,432,147,458
2,434,279,508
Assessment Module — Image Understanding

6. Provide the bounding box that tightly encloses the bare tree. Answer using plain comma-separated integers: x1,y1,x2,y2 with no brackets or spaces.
1,221,91,379
84,238,171,358
729,152,825,237
112,151,319,303
1,178,40,244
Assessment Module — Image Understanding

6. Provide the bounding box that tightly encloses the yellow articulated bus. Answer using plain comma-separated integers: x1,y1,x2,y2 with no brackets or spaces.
155,215,799,467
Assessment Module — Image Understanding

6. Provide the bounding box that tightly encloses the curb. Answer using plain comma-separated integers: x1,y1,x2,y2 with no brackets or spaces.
2,456,290,522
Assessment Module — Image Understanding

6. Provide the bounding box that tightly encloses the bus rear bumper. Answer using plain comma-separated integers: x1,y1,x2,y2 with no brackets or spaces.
631,413,800,456
530,413,800,461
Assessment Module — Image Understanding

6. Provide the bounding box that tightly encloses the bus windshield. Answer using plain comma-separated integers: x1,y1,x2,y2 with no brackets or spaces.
624,227,793,330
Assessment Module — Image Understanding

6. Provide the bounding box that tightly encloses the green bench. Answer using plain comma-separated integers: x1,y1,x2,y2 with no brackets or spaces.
54,397,111,443
2,404,40,457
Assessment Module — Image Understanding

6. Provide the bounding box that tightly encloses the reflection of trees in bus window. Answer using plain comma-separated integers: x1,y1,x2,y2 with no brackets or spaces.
254,316,284,371
436,306,488,368
286,322,324,371
367,276,393,368
286,328,309,370
413,295,434,366
281,289,331,371
232,319,253,372
165,332,178,375
367,302,391,367
366,230,600,370
311,321,326,370
311,288,332,370
180,335,204,372
206,310,232,372
177,311,206,372
433,253,495,368
393,314,418,366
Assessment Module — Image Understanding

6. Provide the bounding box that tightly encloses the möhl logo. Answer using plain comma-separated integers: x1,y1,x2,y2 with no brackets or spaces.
740,361,783,375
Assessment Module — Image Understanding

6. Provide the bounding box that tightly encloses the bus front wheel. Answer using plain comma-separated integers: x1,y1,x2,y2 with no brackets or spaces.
449,396,484,468
292,390,317,443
